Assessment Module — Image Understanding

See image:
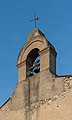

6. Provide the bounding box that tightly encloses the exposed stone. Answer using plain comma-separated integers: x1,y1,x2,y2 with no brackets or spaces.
53,95,58,101
47,99,52,105
0,28,72,120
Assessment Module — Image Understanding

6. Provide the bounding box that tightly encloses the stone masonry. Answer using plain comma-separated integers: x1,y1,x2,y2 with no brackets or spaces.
0,28,72,120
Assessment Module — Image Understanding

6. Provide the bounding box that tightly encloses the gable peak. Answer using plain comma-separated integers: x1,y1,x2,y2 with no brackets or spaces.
27,28,45,42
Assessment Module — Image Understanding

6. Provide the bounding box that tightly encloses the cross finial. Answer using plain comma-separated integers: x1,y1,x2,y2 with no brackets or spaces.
30,15,41,28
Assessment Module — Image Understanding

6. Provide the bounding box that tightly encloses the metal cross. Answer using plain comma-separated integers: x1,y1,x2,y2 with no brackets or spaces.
30,15,41,28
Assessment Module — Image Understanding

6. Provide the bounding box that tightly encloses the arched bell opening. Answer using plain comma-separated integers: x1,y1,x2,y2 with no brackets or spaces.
26,48,40,77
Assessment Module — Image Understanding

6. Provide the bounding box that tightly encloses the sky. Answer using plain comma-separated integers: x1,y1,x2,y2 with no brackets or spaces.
0,0,72,106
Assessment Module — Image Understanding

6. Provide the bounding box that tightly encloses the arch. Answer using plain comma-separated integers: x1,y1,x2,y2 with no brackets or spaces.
17,39,48,65
27,48,39,65
26,48,40,77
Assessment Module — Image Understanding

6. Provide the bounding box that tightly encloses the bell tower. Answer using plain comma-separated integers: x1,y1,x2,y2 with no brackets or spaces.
16,28,57,82
0,27,70,120
0,28,66,120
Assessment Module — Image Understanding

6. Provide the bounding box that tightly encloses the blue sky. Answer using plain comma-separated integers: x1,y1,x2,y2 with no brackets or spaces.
0,0,72,106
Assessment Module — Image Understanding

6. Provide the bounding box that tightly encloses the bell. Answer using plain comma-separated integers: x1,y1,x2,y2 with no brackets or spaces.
29,59,40,74
34,66,40,73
